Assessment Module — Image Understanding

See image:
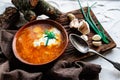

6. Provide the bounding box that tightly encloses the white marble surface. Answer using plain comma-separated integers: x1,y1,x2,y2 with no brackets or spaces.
1,0,120,80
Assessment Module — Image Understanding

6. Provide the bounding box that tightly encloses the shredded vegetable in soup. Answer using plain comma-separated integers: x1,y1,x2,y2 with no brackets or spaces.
16,24,64,64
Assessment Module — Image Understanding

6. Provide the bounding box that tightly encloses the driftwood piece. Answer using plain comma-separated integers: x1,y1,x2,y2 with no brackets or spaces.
0,7,20,29
12,0,62,21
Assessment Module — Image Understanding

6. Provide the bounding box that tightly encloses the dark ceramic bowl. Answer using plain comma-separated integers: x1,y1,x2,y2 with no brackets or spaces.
12,19,68,66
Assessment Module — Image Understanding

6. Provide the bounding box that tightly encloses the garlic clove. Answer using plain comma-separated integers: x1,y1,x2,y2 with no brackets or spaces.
92,34,101,41
80,35,88,41
92,41,102,47
67,13,76,21
78,20,90,35
69,18,80,28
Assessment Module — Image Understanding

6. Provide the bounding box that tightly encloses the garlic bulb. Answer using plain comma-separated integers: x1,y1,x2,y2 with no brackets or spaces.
68,13,80,28
78,20,90,35
67,13,76,21
92,34,101,41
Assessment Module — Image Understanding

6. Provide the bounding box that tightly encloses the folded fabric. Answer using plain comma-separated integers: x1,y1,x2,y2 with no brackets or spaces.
0,61,43,80
46,60,101,80
0,29,101,80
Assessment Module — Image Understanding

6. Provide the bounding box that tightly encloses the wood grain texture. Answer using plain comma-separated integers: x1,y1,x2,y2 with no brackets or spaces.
55,7,116,61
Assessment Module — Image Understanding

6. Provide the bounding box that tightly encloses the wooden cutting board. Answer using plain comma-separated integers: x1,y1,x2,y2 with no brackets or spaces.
55,7,116,61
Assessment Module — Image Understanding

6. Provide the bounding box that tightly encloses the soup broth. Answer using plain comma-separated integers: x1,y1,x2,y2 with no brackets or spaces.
16,24,64,64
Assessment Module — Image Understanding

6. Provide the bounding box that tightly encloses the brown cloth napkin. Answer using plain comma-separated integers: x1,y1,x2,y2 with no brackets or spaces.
0,29,101,80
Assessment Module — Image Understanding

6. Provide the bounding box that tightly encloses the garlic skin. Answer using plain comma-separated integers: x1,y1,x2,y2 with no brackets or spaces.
80,35,88,41
92,34,101,41
78,20,90,35
69,18,80,28
92,41,102,47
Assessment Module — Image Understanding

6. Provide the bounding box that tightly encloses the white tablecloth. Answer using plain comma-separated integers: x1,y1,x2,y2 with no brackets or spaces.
1,0,120,80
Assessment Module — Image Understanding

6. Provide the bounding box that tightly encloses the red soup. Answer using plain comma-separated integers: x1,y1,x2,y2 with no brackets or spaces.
14,23,66,65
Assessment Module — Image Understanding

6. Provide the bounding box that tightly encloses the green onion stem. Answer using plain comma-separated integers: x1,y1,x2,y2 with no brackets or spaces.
77,0,87,20
87,7,109,43
90,2,97,8
98,21,109,43
77,0,109,44
78,0,97,32
87,7,102,35
45,37,49,46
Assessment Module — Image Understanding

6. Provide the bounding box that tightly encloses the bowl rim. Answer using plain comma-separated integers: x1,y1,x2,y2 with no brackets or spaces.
12,19,68,66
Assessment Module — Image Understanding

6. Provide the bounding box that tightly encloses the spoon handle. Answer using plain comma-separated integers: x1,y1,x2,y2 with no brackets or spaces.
88,49,120,71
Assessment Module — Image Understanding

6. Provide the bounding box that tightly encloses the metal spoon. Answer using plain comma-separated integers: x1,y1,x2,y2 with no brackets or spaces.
69,33,120,71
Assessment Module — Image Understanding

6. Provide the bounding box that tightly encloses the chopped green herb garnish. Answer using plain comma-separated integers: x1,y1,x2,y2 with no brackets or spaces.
44,30,56,46
77,0,109,44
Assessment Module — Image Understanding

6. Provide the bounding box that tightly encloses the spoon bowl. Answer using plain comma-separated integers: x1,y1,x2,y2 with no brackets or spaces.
69,34,88,53
69,33,120,71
